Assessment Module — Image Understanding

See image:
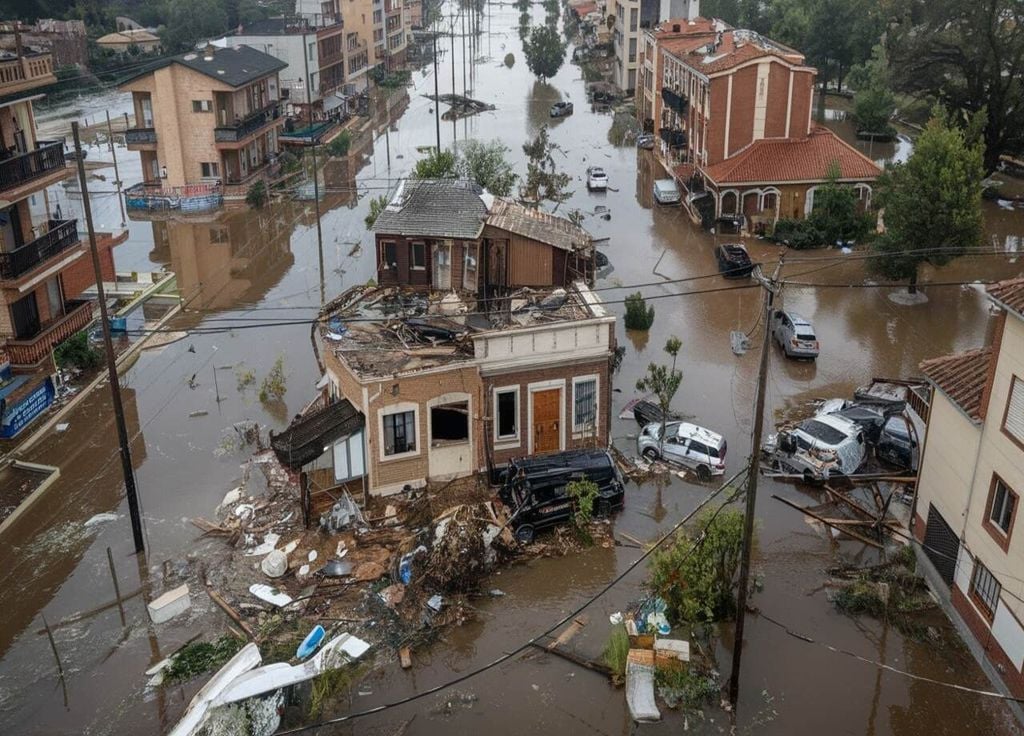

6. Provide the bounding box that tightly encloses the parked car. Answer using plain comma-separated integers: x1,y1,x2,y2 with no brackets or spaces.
498,449,625,544
586,166,608,192
787,414,865,475
876,415,919,470
715,243,754,278
817,401,888,444
550,101,574,118
636,421,727,481
636,133,655,149
652,178,681,205
772,310,819,360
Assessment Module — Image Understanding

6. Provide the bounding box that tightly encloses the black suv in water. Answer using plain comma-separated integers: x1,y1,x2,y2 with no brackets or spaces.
497,449,626,544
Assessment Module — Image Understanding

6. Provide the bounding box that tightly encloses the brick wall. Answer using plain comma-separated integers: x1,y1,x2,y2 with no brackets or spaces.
482,357,611,468
764,64,789,138
789,70,814,138
726,65,757,156
61,231,118,299
707,76,729,165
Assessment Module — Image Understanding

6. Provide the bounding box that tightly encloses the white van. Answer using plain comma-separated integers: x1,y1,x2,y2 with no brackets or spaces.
653,179,681,205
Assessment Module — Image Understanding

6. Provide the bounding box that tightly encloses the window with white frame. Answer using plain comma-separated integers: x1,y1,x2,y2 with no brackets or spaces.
969,559,1001,619
573,377,598,433
462,244,477,291
333,429,366,482
382,410,416,455
411,242,426,270
495,387,518,442
200,162,220,178
989,477,1017,536
1005,376,1024,445
433,242,451,288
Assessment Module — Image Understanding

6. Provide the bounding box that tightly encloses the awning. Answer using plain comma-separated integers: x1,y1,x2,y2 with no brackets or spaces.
270,399,364,469
323,92,347,113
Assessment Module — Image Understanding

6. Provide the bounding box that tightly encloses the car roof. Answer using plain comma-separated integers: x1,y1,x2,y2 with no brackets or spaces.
654,179,678,188
590,167,606,173
780,310,812,326
667,421,724,446
804,412,859,435
719,243,748,253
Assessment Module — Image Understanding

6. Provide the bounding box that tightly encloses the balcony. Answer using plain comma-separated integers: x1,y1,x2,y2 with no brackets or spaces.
125,128,157,146
214,103,281,144
658,127,687,149
6,299,93,368
125,182,223,214
0,141,66,196
0,52,56,96
661,87,688,115
0,219,80,282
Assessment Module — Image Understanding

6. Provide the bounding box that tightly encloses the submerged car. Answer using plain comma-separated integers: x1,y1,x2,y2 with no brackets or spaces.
789,414,865,475
715,243,754,278
586,166,608,191
550,101,574,118
498,449,625,544
653,178,681,205
636,133,655,149
636,421,727,481
876,415,919,470
772,310,819,360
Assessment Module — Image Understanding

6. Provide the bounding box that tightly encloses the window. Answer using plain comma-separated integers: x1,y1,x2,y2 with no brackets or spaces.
411,242,425,270
333,429,365,481
431,401,469,445
382,241,397,268
462,244,477,291
495,388,518,442
969,559,1001,620
383,410,416,455
986,476,1018,543
433,242,451,288
192,99,212,113
373,9,382,22
200,162,220,178
309,42,316,60
573,377,597,432
1005,376,1024,447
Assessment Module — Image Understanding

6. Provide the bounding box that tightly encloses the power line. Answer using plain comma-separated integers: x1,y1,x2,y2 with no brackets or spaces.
275,467,749,734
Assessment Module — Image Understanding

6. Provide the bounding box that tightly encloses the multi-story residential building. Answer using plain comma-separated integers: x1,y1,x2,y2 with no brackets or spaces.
914,277,1024,700
381,0,408,68
637,17,880,230
120,45,287,209
0,38,102,373
613,0,698,93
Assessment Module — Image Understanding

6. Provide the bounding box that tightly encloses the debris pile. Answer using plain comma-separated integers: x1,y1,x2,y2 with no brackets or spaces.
426,93,495,120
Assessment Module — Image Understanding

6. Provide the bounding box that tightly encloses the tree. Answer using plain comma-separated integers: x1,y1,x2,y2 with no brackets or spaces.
364,194,389,228
886,0,1024,173
160,0,229,52
523,25,565,80
245,180,268,209
412,149,456,179
636,336,682,457
623,292,654,330
649,507,746,622
806,163,874,245
458,140,517,196
853,85,896,137
872,112,984,293
522,125,572,205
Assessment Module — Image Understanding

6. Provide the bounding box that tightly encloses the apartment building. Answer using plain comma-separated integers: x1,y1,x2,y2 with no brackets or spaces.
0,40,103,372
637,18,880,229
381,0,409,68
613,0,698,93
120,45,287,209
914,277,1024,699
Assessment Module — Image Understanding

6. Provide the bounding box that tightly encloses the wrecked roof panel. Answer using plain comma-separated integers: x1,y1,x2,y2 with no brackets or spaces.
988,276,1024,318
485,198,593,252
270,399,364,468
371,179,489,240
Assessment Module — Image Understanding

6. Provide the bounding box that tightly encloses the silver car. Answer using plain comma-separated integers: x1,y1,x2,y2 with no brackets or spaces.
652,178,681,205
772,310,819,359
636,421,727,481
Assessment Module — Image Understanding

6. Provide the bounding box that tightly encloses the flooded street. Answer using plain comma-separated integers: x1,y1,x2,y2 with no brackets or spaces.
2,2,1024,734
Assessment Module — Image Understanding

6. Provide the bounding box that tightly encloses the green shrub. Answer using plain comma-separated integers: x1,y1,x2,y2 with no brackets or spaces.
164,636,244,684
364,194,389,228
259,355,287,403
567,478,599,543
54,331,102,371
601,624,630,685
326,130,352,158
624,292,655,330
246,180,268,210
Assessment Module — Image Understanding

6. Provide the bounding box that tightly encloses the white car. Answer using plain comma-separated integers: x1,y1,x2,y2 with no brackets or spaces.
586,166,608,192
652,178,681,205
636,421,727,481
766,413,866,479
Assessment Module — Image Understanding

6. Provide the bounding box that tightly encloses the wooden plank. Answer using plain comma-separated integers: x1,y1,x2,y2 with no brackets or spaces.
399,646,413,669
823,485,881,520
530,641,613,676
204,579,257,640
548,614,588,650
772,494,884,549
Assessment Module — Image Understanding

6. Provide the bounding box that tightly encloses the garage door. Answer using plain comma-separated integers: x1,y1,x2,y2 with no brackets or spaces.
923,503,960,586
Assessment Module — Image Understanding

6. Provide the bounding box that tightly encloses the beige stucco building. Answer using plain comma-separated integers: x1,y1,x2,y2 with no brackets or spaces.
120,45,287,205
915,277,1024,698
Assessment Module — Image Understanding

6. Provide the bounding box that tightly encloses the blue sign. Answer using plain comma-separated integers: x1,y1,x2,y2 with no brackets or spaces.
1,377,55,439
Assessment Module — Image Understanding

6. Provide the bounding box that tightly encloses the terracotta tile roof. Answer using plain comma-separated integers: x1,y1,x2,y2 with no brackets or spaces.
667,28,807,75
673,163,695,181
701,126,882,185
988,277,1024,317
919,347,993,422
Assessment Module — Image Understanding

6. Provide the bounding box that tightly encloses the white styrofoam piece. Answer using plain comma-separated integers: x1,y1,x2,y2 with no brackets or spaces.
148,584,191,624
249,584,293,607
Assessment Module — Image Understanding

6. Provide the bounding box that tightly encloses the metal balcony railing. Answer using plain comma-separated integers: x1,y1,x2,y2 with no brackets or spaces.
661,87,688,115
125,128,157,145
6,299,93,367
0,219,79,281
0,140,66,192
214,103,281,143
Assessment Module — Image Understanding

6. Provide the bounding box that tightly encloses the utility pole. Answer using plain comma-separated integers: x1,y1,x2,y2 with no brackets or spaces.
432,29,441,152
450,13,457,145
461,7,467,97
303,32,326,307
728,252,785,710
105,111,126,227
72,122,145,554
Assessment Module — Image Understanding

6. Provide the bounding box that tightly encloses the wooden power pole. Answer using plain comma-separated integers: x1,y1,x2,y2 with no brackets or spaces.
728,252,785,709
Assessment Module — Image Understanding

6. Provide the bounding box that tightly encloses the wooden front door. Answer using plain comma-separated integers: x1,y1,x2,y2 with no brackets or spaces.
532,388,561,454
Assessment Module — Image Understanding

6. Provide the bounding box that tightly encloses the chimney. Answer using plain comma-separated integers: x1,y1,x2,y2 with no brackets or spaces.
203,44,216,61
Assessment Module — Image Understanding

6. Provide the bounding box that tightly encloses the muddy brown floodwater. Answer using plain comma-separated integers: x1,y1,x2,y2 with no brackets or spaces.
3,3,1024,734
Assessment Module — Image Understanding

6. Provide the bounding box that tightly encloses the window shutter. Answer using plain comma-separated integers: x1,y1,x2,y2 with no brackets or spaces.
1006,377,1024,443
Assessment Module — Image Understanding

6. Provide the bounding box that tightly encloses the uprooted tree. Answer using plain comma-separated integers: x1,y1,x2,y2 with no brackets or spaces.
872,111,984,294
521,125,572,206
523,25,566,80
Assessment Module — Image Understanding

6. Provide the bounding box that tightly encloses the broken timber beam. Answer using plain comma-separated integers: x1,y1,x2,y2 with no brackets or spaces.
548,615,588,650
204,579,257,640
530,641,612,676
772,494,884,549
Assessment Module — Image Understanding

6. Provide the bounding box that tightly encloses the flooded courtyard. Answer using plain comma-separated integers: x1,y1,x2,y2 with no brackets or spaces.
2,2,1024,735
